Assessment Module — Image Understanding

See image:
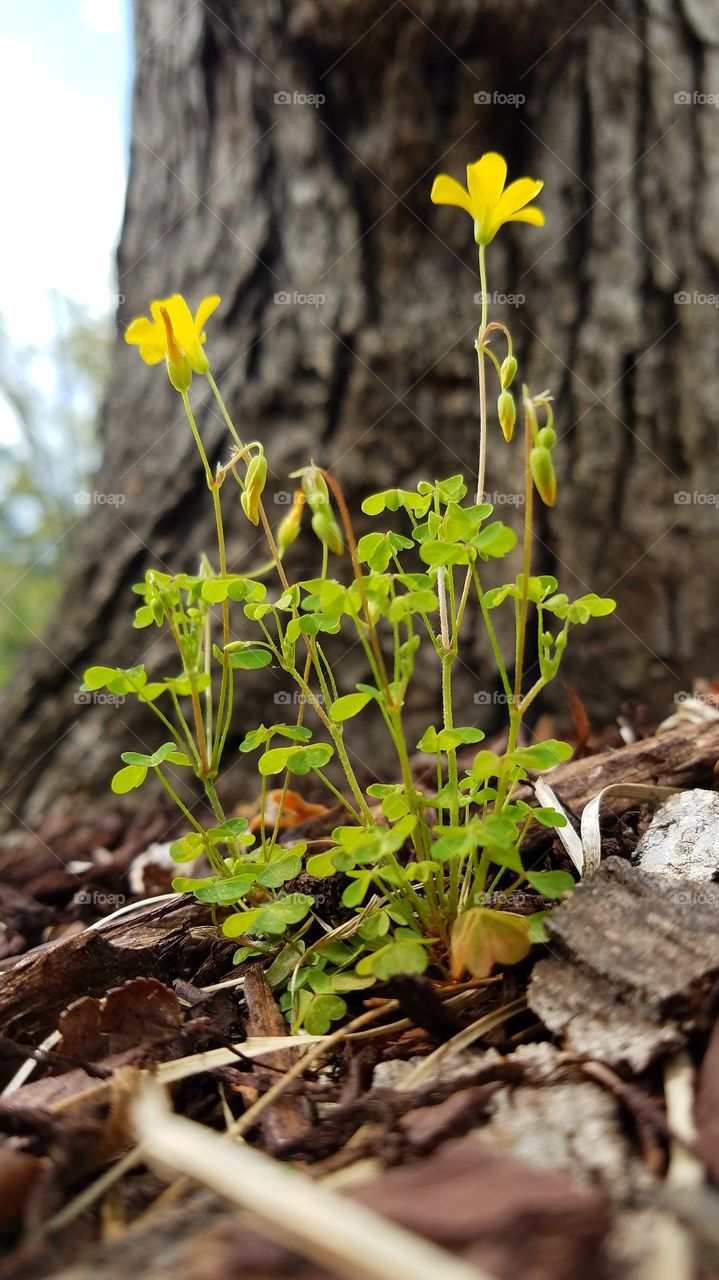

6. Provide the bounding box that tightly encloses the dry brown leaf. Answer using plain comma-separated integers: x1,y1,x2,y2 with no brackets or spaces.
247,788,330,833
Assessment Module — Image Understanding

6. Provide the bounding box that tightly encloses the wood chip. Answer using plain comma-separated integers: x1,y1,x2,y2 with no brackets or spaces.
634,789,719,881
528,858,719,1071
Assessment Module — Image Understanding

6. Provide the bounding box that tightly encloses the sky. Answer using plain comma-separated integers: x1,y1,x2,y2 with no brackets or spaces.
0,0,130,441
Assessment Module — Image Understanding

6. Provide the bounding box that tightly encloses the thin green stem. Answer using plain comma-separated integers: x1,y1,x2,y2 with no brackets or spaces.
206,371,245,453
154,767,205,833
203,778,226,824
513,411,534,711
313,768,362,821
496,410,534,811
167,689,202,767
471,567,512,700
475,243,489,504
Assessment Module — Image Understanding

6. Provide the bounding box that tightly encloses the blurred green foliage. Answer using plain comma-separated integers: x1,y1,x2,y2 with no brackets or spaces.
0,296,111,684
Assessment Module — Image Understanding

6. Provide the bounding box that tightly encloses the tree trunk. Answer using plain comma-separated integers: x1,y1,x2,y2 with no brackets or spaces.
2,0,718,827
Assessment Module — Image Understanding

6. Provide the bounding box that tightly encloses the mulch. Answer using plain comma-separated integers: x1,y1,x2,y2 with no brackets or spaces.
0,715,718,1279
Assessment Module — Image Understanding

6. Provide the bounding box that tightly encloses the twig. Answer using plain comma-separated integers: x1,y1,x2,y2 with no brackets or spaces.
133,1078,488,1280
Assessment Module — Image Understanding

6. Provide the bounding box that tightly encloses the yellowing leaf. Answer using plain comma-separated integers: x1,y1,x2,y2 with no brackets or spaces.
450,907,531,979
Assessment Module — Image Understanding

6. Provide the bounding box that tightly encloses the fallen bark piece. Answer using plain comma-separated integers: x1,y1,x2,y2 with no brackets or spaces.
634,789,719,880
57,978,183,1061
238,966,311,1149
353,1136,609,1280
528,858,719,1071
0,899,211,1047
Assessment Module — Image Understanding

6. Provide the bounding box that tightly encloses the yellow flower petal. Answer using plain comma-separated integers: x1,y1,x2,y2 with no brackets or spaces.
155,296,196,351
138,345,165,365
125,316,160,348
430,174,473,215
505,206,545,228
194,294,221,339
494,177,543,221
466,152,507,210
127,292,219,377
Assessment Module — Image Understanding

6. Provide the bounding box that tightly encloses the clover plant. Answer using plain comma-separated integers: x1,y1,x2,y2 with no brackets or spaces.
82,152,615,1032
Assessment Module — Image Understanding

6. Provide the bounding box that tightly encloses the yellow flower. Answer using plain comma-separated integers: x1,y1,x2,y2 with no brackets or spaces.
431,152,544,246
125,294,220,377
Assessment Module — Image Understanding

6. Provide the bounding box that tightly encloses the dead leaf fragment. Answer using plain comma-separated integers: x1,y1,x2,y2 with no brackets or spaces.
450,909,531,979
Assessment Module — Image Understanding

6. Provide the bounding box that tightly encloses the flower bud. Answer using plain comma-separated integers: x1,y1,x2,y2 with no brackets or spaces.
301,466,330,513
500,354,517,390
529,446,557,507
160,307,192,394
538,426,556,449
311,508,344,556
276,490,305,551
241,453,267,526
497,390,516,443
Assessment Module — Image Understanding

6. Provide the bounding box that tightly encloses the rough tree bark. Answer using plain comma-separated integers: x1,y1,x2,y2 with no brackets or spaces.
1,0,718,826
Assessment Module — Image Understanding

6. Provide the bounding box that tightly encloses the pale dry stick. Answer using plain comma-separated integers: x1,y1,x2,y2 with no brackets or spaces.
198,974,246,994
156,1034,330,1086
665,1053,704,1187
1,1030,61,1097
641,1052,704,1280
133,1078,488,1280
